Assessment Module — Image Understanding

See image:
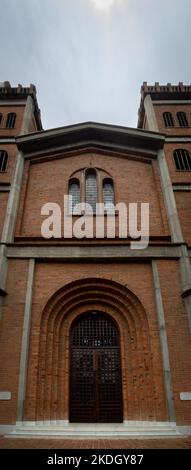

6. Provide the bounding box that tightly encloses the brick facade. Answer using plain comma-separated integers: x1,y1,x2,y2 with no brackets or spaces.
0,81,191,433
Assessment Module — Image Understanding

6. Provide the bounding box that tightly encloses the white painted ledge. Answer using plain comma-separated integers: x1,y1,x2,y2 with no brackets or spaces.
180,392,191,400
0,391,11,400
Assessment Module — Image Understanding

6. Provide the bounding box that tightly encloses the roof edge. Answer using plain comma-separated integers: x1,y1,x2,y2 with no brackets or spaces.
16,121,165,155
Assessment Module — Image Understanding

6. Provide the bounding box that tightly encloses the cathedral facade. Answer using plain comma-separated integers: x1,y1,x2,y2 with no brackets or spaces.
0,81,191,437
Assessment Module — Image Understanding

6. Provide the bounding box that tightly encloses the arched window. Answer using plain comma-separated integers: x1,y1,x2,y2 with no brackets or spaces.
177,112,188,127
69,178,80,214
6,112,16,129
0,113,2,126
163,112,174,127
173,149,191,171
85,169,97,213
0,150,8,172
103,178,115,213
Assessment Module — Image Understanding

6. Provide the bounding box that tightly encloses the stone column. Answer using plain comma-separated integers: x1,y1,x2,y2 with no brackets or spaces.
152,260,175,422
17,259,35,422
144,94,159,132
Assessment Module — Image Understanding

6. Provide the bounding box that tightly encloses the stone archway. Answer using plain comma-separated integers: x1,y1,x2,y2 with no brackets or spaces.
25,278,166,423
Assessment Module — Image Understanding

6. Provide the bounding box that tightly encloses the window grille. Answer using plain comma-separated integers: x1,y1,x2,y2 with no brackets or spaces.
163,112,174,127
6,113,16,129
0,150,8,172
69,179,80,214
177,112,188,127
85,169,97,213
70,312,123,423
103,179,115,213
173,149,191,171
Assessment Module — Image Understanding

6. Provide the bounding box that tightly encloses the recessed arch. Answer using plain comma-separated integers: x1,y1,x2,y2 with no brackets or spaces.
25,278,166,423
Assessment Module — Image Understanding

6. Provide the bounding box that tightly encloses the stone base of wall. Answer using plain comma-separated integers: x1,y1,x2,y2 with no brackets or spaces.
2,420,187,438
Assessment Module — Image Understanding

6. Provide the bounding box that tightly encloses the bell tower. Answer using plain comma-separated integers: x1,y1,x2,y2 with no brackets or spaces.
0,81,42,296
138,82,191,331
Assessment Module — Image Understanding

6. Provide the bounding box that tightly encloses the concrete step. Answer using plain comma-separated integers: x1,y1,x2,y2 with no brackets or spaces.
7,421,181,438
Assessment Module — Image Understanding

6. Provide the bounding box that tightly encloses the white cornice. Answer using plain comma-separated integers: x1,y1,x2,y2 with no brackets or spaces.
0,138,16,143
166,137,191,143
0,100,26,106
154,100,191,105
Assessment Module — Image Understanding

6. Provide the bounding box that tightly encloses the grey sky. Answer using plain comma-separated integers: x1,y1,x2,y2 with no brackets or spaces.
1,0,191,129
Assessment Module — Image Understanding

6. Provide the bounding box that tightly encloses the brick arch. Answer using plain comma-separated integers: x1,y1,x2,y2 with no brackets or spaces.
29,279,161,422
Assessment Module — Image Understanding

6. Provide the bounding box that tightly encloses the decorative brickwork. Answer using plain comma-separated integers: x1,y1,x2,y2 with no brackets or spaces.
0,82,191,433
24,278,167,423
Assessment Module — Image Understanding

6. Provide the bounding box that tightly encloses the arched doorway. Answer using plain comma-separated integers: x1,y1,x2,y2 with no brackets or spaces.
70,311,123,423
27,278,166,423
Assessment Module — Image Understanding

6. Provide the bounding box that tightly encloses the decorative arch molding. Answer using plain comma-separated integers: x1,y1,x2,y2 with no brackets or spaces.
70,166,113,179
25,278,166,423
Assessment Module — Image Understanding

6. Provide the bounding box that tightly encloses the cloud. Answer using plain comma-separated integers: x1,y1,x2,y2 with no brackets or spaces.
91,0,115,11
0,0,191,129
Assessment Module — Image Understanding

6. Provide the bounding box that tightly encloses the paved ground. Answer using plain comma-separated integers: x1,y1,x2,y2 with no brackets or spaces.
0,436,191,449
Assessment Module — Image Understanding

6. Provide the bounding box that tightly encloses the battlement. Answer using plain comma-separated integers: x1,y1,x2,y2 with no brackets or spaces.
0,81,42,130
141,82,191,97
0,81,37,95
138,82,191,129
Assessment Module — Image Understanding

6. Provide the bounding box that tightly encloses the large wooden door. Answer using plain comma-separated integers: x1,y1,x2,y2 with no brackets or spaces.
70,312,123,423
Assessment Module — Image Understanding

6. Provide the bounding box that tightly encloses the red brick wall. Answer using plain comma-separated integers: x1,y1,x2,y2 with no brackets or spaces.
1,258,191,425
1,92,191,429
163,143,191,245
0,145,18,185
16,151,169,238
163,143,191,184
158,259,191,425
0,105,26,136
0,144,19,241
153,103,191,136
151,100,191,247
0,260,28,424
175,191,191,245
24,261,167,423
0,192,8,239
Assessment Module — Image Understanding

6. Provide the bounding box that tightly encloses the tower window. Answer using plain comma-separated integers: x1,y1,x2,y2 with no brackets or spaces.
85,169,97,213
0,150,8,172
69,178,80,214
173,149,191,171
163,112,174,127
103,179,115,213
6,112,16,129
177,112,188,127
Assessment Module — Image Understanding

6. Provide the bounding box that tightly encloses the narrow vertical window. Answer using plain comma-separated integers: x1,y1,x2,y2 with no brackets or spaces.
173,149,191,171
103,179,115,213
0,113,2,126
163,112,174,127
6,112,16,129
0,150,8,172
85,169,97,213
69,179,80,214
177,112,188,127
